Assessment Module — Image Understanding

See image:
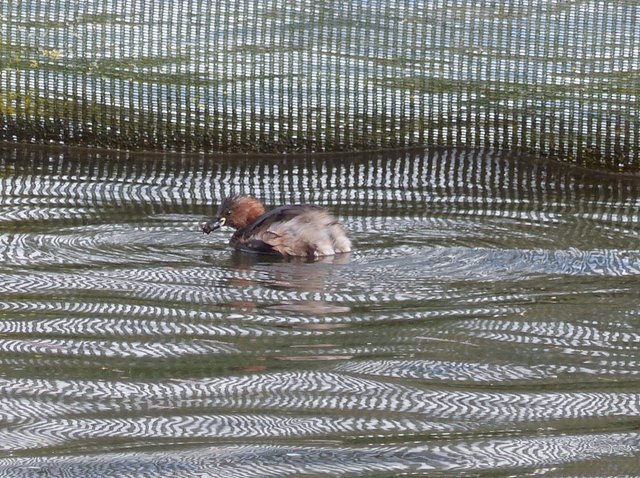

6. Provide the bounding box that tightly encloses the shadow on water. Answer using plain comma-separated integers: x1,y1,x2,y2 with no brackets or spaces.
0,144,639,476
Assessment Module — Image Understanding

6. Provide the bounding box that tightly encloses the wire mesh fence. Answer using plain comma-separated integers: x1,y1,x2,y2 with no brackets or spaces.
1,0,638,171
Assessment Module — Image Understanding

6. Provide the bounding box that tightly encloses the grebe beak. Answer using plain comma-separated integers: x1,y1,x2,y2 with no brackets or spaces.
200,217,226,234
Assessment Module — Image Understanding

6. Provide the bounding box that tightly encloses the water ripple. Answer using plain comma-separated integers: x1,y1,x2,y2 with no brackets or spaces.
1,373,637,426
332,359,554,382
1,147,639,473
0,317,280,339
0,338,238,358
0,434,638,477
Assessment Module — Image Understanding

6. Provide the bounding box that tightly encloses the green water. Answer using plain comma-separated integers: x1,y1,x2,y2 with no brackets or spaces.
0,145,639,476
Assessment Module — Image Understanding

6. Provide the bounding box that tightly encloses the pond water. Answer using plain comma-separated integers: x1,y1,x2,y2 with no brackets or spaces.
0,145,639,476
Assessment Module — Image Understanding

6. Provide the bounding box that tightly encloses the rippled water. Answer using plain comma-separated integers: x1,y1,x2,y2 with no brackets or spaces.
0,145,639,476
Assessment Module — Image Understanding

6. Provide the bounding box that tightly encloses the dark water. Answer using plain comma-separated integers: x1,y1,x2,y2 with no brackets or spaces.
0,145,639,476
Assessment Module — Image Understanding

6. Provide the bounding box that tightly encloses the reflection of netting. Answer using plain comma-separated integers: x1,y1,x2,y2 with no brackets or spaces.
4,145,638,235
1,1,638,171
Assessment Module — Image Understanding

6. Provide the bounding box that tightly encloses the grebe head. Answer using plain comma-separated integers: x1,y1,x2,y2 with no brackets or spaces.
200,195,266,234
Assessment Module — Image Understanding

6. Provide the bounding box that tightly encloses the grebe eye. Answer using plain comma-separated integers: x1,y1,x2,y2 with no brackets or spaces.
226,209,232,216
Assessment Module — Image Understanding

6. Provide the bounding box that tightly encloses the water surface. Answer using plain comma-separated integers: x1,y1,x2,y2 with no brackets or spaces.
0,146,639,476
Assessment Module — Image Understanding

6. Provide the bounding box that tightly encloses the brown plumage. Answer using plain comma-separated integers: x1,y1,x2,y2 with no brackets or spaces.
200,195,352,257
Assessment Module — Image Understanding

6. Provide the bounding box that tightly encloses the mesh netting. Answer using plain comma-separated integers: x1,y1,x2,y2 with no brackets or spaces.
1,0,638,171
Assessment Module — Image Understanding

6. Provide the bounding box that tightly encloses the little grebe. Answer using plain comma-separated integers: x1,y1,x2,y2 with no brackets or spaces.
200,195,352,257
